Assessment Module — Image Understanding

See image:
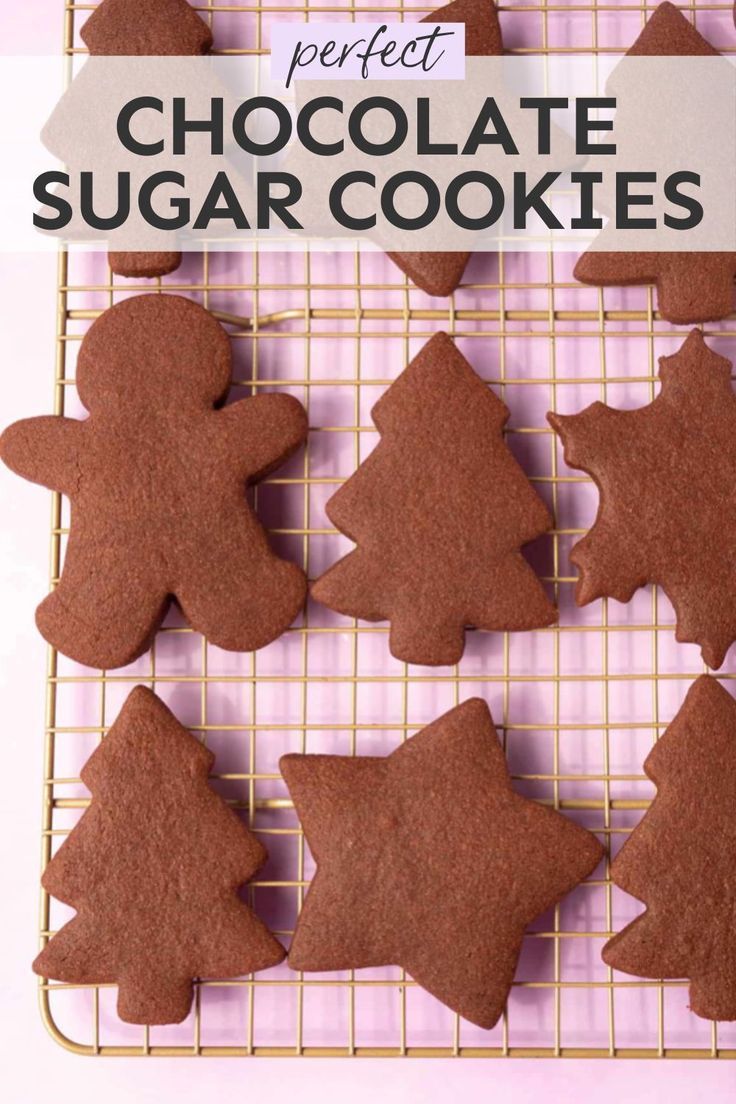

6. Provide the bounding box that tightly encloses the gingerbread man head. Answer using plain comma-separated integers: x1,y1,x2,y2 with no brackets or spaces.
76,294,233,412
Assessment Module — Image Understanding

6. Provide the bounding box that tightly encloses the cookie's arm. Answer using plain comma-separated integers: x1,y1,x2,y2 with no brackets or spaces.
219,393,308,481
0,416,85,495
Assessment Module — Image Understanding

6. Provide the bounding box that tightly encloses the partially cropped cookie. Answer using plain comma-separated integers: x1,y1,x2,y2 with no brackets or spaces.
548,330,736,669
281,698,603,1029
386,0,503,297
312,332,556,665
604,675,736,1022
82,0,213,279
0,294,307,669
81,0,213,56
33,686,284,1025
573,3,736,324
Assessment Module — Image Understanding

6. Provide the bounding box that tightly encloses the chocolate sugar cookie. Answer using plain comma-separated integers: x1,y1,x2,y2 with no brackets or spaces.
0,294,307,669
312,332,556,666
82,0,213,279
573,3,736,324
281,698,603,1029
33,686,285,1025
81,0,213,56
603,675,736,1022
386,0,503,297
548,330,736,669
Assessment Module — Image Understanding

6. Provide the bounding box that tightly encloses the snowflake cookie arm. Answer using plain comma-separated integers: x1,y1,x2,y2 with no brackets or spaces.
547,404,622,472
548,405,648,607
0,416,85,497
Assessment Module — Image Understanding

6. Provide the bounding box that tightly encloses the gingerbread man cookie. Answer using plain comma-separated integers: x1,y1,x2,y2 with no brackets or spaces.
1,294,307,669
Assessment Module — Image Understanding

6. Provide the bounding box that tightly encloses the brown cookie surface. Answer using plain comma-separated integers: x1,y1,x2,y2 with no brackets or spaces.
83,0,213,278
548,330,736,669
281,698,603,1029
573,3,736,324
312,332,556,666
0,293,307,669
603,675,736,1022
108,251,183,279
81,0,213,57
386,0,503,297
33,686,285,1025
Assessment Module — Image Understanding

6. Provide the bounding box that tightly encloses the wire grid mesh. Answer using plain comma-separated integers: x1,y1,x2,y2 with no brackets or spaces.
37,0,736,1058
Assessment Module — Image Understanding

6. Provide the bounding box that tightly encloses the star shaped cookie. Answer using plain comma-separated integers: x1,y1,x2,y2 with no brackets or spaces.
281,698,603,1028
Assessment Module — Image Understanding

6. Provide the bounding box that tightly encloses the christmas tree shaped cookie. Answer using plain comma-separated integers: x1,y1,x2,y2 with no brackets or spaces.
0,294,307,669
312,332,556,666
548,330,736,669
604,675,736,1021
281,698,603,1028
573,3,736,323
387,0,503,297
33,686,285,1025
82,0,213,278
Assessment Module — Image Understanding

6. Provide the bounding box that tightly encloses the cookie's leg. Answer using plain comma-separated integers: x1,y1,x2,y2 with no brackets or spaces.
36,568,168,670
689,966,736,1022
316,553,467,664
389,608,466,667
117,973,194,1026
109,251,182,279
176,549,306,653
657,256,735,325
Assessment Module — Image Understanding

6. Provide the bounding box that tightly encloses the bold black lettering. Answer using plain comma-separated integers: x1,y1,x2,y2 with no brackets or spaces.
381,171,440,231
80,171,131,231
117,97,164,156
329,171,376,230
575,98,616,155
462,98,518,156
417,97,457,156
663,171,703,230
570,171,603,230
348,97,407,156
513,173,562,230
138,171,189,230
519,97,568,155
193,172,250,230
173,97,224,155
257,172,303,229
445,171,504,230
616,172,656,229
33,171,72,230
297,97,344,156
232,97,292,156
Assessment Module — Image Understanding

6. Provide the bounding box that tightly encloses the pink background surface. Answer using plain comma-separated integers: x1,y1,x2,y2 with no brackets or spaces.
2,1,736,1101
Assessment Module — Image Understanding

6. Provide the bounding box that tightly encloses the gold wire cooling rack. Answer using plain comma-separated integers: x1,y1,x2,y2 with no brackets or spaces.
36,0,736,1058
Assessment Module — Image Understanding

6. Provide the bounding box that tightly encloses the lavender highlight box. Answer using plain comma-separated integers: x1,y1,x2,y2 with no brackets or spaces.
270,22,466,86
